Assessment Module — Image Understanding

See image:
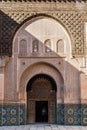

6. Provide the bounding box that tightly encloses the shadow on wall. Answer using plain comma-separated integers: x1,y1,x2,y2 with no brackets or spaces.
0,10,85,126
0,10,19,56
18,26,81,125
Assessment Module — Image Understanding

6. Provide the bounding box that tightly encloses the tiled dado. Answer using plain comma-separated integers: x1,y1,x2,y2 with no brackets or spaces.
20,104,26,125
0,104,87,126
57,104,64,125
64,104,81,125
82,105,87,126
0,104,2,125
57,104,87,126
0,103,26,126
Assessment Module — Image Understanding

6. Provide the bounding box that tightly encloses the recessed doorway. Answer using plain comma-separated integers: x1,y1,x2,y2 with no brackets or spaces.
36,101,48,123
27,74,57,124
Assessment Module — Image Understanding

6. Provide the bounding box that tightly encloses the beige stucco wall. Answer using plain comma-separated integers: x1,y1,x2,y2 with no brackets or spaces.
0,16,87,104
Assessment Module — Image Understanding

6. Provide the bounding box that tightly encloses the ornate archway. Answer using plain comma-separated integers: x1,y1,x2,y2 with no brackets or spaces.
26,74,57,124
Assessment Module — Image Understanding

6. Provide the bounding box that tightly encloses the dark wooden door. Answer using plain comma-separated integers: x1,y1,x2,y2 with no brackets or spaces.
35,101,48,122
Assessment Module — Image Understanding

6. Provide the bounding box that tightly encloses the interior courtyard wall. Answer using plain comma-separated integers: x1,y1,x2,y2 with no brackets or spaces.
0,0,87,126
4,16,81,104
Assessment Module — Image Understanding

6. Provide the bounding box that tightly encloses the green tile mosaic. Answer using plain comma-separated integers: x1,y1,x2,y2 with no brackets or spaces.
81,104,87,126
57,104,64,125
0,104,2,126
64,104,81,125
19,104,26,125
2,104,19,126
0,103,86,126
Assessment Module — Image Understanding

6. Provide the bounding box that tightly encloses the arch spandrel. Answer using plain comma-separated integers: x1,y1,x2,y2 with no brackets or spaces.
12,16,72,59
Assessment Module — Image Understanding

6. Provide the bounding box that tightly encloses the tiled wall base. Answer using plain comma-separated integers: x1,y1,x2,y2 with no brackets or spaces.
0,103,87,126
64,104,81,125
57,104,81,125
57,104,64,125
0,104,2,126
81,105,87,125
0,103,26,126
57,104,87,126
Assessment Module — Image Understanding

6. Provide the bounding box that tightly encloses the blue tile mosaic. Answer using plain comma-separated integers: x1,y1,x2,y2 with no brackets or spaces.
2,104,19,126
57,104,64,125
19,104,26,125
64,104,81,125
0,104,2,126
0,103,87,126
81,104,87,126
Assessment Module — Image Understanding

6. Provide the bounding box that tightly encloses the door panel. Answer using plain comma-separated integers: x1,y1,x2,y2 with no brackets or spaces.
35,101,48,122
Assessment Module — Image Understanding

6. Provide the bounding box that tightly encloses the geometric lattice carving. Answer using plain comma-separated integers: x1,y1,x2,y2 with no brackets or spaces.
8,11,84,56
52,12,83,55
0,11,18,56
0,10,84,56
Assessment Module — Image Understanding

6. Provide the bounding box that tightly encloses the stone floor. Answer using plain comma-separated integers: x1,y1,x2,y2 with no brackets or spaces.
0,124,87,130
